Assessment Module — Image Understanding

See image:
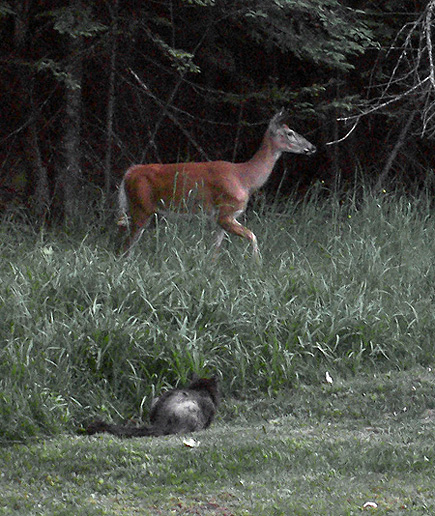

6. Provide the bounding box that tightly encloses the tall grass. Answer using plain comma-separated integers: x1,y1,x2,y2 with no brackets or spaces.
1,184,434,440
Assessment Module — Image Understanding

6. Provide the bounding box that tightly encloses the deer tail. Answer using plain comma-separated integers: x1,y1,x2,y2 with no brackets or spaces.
117,177,130,230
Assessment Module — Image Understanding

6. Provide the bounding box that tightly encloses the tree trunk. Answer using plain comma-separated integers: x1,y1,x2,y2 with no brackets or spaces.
28,122,50,218
60,4,84,221
376,111,416,191
14,0,49,220
104,0,118,200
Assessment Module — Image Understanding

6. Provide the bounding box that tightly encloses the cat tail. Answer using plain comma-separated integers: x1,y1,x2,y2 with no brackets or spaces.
86,419,162,437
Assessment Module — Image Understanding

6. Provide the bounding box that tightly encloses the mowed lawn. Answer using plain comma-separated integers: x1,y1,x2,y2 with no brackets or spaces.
1,369,435,515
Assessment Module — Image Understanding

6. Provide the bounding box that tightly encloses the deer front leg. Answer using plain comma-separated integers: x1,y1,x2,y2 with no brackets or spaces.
217,214,260,260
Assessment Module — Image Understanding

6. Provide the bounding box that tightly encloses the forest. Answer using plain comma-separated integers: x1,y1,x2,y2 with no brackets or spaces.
1,0,434,222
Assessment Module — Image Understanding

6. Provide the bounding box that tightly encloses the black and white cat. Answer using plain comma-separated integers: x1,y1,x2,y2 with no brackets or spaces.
86,375,220,438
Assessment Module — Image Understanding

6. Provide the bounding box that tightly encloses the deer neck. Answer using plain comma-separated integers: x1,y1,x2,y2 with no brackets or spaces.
240,132,282,192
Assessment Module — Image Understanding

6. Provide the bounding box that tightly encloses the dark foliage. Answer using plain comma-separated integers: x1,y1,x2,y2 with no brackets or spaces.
0,0,433,222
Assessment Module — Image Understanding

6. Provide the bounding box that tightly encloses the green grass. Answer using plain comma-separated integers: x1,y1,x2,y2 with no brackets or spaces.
1,369,435,514
0,185,435,512
1,186,434,440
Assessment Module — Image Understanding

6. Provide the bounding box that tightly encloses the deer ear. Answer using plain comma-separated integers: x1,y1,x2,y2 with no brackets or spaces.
269,109,287,132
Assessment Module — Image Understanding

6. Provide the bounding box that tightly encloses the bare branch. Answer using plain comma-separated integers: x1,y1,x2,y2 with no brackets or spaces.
339,1,435,138
129,69,209,161
338,78,429,122
425,0,435,89
325,119,359,145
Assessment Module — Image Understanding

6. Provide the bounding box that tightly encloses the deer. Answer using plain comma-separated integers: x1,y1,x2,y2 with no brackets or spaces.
118,110,316,259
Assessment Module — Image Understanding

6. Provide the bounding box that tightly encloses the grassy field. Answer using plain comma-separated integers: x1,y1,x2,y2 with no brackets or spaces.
1,370,435,515
1,185,434,514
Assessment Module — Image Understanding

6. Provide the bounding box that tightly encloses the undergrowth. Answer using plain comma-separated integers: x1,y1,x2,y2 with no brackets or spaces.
0,184,434,441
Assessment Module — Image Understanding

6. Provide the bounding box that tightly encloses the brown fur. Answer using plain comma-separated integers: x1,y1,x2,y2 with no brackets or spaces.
118,110,316,256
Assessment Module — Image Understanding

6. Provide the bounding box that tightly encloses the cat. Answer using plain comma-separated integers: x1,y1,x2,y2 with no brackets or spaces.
86,375,220,438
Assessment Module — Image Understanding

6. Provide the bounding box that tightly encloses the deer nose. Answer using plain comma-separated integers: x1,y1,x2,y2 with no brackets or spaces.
305,144,316,155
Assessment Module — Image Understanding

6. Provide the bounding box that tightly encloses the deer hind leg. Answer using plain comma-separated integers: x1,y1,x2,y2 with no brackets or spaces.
210,229,226,262
119,210,153,257
128,211,152,250
217,213,260,260
213,229,226,251
123,181,157,254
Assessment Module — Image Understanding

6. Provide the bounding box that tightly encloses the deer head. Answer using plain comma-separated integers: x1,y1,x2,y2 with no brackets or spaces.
269,109,316,155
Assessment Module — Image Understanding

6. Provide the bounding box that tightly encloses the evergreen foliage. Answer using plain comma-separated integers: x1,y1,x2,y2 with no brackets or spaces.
0,1,432,218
